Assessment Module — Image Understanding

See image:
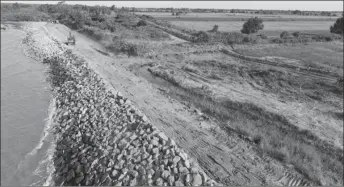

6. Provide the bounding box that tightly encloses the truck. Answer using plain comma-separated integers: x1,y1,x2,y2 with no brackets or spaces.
66,31,76,45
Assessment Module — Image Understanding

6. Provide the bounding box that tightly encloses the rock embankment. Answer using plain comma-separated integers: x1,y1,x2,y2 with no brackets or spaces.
21,26,66,61
21,25,219,186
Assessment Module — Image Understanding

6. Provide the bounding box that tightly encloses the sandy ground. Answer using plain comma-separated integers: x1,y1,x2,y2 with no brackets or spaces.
32,22,318,186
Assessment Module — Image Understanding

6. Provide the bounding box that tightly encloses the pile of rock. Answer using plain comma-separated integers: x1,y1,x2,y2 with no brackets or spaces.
23,26,220,186
21,27,66,61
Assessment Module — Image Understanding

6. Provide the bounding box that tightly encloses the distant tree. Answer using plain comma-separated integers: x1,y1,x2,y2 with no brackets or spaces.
280,31,290,39
292,10,302,15
292,31,300,38
241,17,264,34
137,20,147,27
110,5,116,11
330,16,343,35
70,10,91,29
12,2,20,9
194,31,211,43
211,24,219,32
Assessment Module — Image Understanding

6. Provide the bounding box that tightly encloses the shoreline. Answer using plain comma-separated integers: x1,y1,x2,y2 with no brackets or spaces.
1,23,54,186
20,23,219,186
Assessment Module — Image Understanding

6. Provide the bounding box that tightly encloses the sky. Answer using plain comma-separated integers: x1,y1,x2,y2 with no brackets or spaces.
3,1,344,11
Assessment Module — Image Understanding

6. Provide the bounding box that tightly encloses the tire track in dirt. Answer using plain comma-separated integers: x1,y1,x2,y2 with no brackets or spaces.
276,172,311,186
221,49,339,81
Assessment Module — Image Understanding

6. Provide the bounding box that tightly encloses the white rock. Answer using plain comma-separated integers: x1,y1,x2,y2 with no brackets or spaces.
157,132,168,141
192,173,203,186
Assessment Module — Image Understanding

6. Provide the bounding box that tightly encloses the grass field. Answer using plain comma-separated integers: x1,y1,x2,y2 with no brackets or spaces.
233,42,343,75
140,12,341,21
141,12,337,36
169,20,334,36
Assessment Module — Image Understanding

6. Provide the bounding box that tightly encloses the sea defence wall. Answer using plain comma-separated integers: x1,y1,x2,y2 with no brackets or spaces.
21,24,219,186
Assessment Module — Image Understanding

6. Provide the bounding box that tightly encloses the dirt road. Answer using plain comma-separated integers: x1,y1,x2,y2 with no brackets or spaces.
39,22,314,186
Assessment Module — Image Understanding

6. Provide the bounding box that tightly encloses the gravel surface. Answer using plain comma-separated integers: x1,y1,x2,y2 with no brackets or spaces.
21,25,220,186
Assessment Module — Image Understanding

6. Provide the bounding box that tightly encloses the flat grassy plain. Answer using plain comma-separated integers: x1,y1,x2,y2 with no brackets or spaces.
140,12,341,21
141,12,338,36
170,21,334,36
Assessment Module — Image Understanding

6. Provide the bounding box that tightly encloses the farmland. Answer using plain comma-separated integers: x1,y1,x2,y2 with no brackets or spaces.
170,21,334,36
140,12,339,36
139,12,341,21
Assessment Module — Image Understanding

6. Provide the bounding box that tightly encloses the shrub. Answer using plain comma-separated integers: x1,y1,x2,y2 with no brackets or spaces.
136,20,147,27
194,31,211,43
70,10,91,29
325,36,333,41
292,31,300,37
107,40,148,57
241,17,264,34
12,2,20,9
280,31,291,39
330,16,343,35
210,24,219,32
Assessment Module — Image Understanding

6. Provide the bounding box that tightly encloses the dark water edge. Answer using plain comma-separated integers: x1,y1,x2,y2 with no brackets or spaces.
1,27,54,186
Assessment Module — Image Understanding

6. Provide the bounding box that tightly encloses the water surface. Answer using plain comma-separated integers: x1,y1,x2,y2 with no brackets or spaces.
1,26,53,186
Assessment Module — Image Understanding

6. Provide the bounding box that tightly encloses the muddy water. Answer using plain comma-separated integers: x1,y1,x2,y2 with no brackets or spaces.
1,28,53,186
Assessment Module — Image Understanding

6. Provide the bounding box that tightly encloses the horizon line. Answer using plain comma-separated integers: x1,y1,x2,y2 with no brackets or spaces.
2,1,343,12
